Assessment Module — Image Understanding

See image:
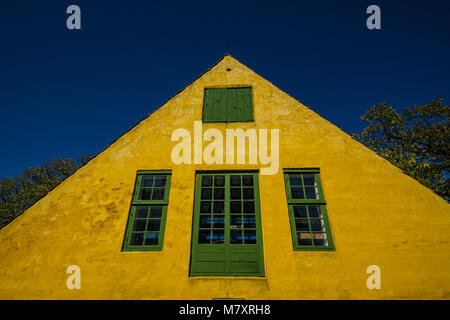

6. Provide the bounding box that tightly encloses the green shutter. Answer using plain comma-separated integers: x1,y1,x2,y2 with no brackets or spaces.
202,88,254,123
190,172,265,276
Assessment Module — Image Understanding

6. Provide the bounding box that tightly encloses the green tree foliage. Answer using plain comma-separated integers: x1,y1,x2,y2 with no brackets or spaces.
353,97,449,199
0,155,91,228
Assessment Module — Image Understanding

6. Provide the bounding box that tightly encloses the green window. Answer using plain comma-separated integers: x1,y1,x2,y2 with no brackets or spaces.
283,169,334,251
123,171,171,251
202,87,254,123
190,172,264,276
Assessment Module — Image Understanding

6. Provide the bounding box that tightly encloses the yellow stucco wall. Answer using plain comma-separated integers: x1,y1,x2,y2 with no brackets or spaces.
0,55,449,299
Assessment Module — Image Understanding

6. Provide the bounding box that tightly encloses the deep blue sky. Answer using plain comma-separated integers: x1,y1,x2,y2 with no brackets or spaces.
1,0,449,178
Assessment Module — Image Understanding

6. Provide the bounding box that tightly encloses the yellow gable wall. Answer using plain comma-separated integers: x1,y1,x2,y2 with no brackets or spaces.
0,55,449,299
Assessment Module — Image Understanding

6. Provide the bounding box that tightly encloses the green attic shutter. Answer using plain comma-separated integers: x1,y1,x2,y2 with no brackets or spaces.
202,87,254,122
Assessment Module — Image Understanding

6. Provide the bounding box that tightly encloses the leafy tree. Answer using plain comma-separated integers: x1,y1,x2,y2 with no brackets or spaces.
0,155,91,228
353,97,449,199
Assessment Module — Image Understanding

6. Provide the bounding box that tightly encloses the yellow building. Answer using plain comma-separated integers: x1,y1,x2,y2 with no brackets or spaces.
0,55,449,299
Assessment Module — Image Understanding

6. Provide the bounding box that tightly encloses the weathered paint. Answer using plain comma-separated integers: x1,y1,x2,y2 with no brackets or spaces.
0,55,449,299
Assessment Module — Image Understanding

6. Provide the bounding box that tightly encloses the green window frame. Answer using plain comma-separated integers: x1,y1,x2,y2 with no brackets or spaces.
190,171,265,277
202,87,254,123
123,171,172,251
283,169,335,251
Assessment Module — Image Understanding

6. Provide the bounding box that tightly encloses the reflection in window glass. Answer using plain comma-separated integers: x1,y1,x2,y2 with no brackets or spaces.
298,233,313,246
144,233,159,245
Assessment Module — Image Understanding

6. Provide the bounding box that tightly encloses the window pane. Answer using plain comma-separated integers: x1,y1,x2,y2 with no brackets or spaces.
147,220,161,231
200,201,211,213
298,233,313,246
130,233,144,246
149,206,163,218
230,216,242,228
310,219,325,231
242,175,253,186
198,230,211,244
289,174,302,186
243,201,255,213
132,219,146,231
230,229,242,244
230,201,241,213
153,176,167,187
291,187,304,199
214,188,225,200
308,206,321,218
144,233,159,245
302,174,315,186
152,188,165,200
293,206,307,218
313,233,328,246
244,230,257,244
214,175,225,187
243,215,256,228
212,230,225,244
199,215,211,228
202,175,212,187
230,175,241,186
212,215,225,228
135,206,149,218
139,189,152,200
243,188,254,199
213,201,225,213
230,188,241,199
201,188,212,200
141,176,154,188
295,220,310,232
304,187,318,199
